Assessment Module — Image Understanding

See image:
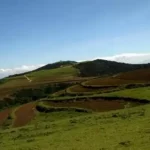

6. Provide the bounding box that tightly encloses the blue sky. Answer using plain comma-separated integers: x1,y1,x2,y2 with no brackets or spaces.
0,0,150,69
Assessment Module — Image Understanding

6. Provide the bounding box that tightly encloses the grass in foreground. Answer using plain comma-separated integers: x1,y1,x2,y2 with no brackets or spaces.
0,103,150,150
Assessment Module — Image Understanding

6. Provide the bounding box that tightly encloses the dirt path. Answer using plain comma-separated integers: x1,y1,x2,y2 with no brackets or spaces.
24,75,32,82
0,108,12,126
13,102,36,128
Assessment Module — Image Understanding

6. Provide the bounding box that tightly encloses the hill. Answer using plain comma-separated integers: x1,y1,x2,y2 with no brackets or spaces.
8,61,77,78
75,59,150,77
0,66,82,99
0,59,150,98
35,60,76,71
7,59,150,79
82,67,150,87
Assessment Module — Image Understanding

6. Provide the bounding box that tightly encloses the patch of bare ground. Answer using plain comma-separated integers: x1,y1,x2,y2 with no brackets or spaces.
13,102,36,128
0,108,12,126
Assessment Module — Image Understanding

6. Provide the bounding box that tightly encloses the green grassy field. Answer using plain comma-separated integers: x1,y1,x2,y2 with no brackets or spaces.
101,86,150,100
27,65,79,81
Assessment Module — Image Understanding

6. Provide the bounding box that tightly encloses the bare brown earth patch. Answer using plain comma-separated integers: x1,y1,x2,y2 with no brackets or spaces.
13,102,36,128
0,108,12,126
45,98,141,112
116,68,150,81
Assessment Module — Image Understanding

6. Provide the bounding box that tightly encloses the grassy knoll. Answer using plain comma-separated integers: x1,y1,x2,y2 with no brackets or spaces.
100,86,150,100
27,66,79,81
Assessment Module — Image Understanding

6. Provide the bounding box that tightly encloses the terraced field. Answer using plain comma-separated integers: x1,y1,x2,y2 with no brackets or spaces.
67,84,97,93
116,68,150,81
43,98,142,112
66,84,117,95
83,77,144,87
13,102,37,128
51,89,66,97
82,68,150,87
0,66,90,99
0,96,150,150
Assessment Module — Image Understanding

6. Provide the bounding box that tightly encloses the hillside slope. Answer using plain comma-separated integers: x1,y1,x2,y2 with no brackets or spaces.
75,59,150,77
1,59,150,98
7,59,150,79
8,61,77,78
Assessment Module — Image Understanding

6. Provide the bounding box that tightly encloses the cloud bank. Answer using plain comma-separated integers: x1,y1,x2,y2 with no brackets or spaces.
0,64,45,79
98,53,150,64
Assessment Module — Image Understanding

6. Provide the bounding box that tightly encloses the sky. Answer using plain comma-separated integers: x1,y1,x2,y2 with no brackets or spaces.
0,0,150,78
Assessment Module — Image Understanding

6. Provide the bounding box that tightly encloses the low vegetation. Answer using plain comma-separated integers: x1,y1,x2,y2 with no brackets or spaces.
101,86,150,100
27,65,79,81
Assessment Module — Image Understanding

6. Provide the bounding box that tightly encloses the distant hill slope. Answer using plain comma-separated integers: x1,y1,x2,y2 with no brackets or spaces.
75,59,150,77
1,59,150,99
9,61,77,78
8,59,150,79
35,60,76,71
27,65,79,82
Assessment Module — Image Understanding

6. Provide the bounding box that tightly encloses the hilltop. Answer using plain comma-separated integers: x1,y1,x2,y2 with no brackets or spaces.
75,59,150,77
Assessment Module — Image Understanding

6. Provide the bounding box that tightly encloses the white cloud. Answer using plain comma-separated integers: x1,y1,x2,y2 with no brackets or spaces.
95,53,150,64
0,64,45,79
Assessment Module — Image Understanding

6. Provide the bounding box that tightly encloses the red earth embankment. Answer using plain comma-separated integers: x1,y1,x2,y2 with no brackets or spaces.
13,102,36,128
0,108,12,126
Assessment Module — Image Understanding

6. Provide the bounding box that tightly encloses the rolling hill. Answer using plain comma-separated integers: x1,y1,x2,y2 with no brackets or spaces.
0,59,150,98
8,59,150,79
75,59,150,77
8,60,77,78
1,59,150,150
